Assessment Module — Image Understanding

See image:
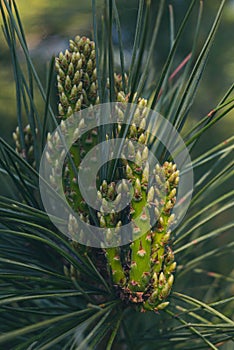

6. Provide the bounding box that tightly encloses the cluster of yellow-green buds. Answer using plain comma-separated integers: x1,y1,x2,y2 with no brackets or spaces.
56,36,98,117
97,156,179,311
13,125,37,168
11,36,179,312
55,36,127,217
53,36,179,312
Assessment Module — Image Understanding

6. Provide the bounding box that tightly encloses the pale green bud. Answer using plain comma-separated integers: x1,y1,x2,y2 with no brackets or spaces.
147,186,154,203
138,133,146,144
167,274,174,288
65,76,72,91
135,150,142,168
139,118,146,130
159,272,166,286
156,301,169,310
68,62,74,76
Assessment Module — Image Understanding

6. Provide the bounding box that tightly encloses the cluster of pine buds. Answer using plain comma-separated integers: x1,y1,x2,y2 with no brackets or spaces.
96,159,179,312
54,36,180,312
13,36,179,313
13,125,37,168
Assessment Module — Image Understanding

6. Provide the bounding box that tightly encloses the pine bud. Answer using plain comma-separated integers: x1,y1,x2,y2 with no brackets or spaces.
156,301,169,310
147,186,154,203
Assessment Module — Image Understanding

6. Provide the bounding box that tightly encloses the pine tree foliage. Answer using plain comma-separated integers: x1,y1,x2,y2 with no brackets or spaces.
0,0,233,349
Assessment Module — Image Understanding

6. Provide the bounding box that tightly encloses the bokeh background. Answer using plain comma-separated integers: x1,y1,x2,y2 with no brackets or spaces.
0,0,233,306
